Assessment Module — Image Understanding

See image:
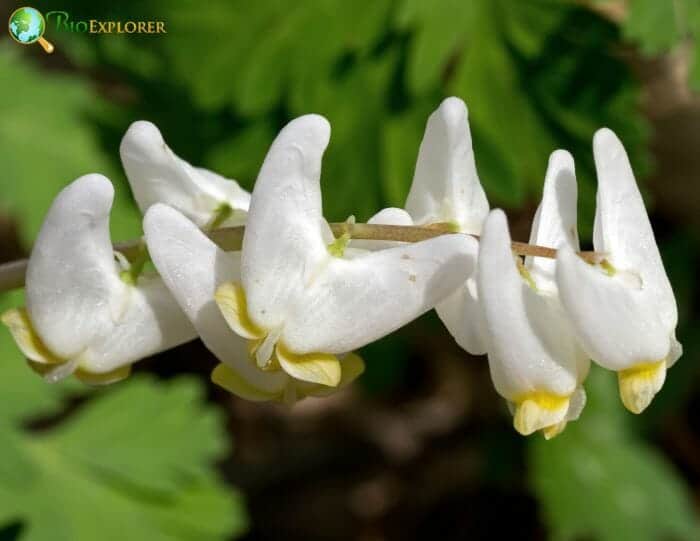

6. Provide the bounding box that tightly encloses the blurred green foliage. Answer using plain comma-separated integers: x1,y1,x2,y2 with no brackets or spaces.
530,367,699,541
38,0,648,231
624,0,700,89
1,0,699,539
0,48,140,244
0,292,248,541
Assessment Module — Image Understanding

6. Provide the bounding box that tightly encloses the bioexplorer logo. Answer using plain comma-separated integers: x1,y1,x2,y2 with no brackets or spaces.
8,7,167,55
45,11,167,35
8,7,54,53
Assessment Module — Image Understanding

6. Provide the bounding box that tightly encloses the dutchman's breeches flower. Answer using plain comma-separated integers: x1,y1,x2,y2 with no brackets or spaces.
120,121,251,229
0,100,682,428
478,152,590,438
1,175,197,384
363,97,490,355
145,114,479,402
556,128,682,414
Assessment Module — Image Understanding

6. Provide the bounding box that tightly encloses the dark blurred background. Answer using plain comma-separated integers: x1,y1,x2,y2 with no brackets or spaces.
1,1,700,540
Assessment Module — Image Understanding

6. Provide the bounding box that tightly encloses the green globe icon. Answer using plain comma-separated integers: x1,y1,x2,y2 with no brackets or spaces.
8,7,54,53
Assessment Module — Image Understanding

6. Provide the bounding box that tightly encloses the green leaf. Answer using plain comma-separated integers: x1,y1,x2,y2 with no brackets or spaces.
624,0,681,55
0,375,247,541
622,0,700,91
529,367,699,541
206,121,277,191
0,292,79,424
316,51,399,221
0,46,140,245
380,105,431,207
50,1,649,240
45,376,229,494
403,5,472,95
75,0,392,116
0,290,246,540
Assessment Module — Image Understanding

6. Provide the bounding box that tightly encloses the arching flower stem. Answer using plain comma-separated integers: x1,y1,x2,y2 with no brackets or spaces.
0,222,604,293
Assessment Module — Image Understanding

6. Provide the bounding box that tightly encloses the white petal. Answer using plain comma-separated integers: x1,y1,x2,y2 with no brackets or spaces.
80,275,197,373
556,246,671,371
478,210,584,400
120,121,250,226
194,167,251,225
143,204,287,394
592,128,677,332
435,277,487,355
668,335,683,367
26,175,129,359
280,234,478,354
351,207,414,251
405,97,489,233
368,207,415,226
241,115,331,331
25,175,196,373
526,150,579,289
565,386,587,422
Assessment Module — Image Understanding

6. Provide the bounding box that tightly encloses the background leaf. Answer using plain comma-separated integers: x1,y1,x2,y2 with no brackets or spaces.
529,367,700,541
0,46,140,244
0,373,247,541
2,1,699,539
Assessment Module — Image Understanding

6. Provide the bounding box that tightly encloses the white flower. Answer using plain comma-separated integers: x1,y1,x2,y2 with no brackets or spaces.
143,204,365,402
404,97,489,234
363,97,490,354
144,114,478,401
120,121,251,228
1,175,196,384
478,152,589,438
556,128,682,413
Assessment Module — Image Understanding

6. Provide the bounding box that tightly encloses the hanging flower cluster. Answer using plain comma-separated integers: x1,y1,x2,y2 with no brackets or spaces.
0,97,681,438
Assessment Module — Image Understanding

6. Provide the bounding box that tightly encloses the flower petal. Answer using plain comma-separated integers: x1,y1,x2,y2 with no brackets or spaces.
592,128,677,332
211,363,282,401
1,307,61,364
556,246,671,371
368,207,414,226
214,282,265,340
276,343,341,387
435,277,487,355
23,175,196,377
143,204,287,394
80,275,197,374
194,166,251,226
25,175,128,359
75,365,132,386
526,150,579,289
120,121,250,226
281,234,478,354
478,210,584,400
538,386,587,439
304,352,366,397
405,97,489,233
513,392,570,436
241,115,332,331
618,360,666,414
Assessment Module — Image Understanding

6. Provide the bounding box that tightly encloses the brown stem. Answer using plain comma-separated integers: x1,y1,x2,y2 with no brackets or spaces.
0,223,603,292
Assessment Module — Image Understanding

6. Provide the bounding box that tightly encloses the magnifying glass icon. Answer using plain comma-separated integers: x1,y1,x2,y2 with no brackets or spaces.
8,7,54,54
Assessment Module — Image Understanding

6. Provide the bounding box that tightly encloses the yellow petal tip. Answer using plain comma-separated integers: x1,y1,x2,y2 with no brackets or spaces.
513,392,570,436
214,282,265,340
211,363,279,402
542,421,567,440
75,365,132,386
276,343,341,387
618,360,666,414
1,307,61,364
